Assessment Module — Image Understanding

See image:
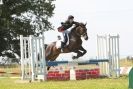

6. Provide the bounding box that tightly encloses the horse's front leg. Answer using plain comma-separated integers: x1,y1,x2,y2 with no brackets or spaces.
79,46,87,56
72,46,87,59
72,50,82,59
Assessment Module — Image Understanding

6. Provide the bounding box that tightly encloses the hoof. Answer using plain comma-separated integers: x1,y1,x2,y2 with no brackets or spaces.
72,56,78,59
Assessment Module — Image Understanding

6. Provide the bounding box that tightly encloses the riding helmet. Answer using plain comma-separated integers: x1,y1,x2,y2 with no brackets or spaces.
68,15,74,19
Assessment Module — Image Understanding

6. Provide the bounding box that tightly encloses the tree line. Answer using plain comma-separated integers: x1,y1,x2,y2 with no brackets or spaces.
0,0,55,61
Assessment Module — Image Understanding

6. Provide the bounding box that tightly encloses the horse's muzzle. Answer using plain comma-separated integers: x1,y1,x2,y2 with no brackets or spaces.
83,34,88,40
85,36,88,40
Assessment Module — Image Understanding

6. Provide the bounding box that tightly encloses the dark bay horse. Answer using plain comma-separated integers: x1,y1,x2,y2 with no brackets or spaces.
45,23,88,70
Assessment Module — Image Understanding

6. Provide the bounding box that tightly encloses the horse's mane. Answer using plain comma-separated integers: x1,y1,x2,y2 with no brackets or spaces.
71,22,85,32
71,25,78,32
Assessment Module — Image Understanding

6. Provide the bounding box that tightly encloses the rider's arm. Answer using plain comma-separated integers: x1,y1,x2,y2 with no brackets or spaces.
61,21,69,26
73,21,79,25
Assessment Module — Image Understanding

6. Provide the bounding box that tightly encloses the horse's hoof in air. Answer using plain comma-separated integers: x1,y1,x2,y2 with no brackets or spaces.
72,56,78,59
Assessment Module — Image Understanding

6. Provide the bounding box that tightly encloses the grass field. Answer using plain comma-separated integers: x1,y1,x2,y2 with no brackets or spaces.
0,76,128,89
0,59,131,89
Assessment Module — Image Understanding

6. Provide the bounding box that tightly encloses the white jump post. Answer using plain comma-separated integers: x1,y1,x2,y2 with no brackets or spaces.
20,35,31,80
97,35,110,77
108,35,120,78
0,0,3,5
20,35,46,81
97,34,120,78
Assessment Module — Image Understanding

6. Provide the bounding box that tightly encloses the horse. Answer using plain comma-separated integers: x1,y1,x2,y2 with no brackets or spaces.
45,23,88,70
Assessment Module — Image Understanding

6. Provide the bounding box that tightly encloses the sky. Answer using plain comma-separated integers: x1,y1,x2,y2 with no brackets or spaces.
44,0,133,60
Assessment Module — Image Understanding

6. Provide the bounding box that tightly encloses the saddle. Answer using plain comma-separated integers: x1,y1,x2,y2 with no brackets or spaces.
56,35,69,49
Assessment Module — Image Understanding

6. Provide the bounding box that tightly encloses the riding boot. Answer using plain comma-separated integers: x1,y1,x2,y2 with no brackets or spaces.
61,42,65,52
61,32,67,52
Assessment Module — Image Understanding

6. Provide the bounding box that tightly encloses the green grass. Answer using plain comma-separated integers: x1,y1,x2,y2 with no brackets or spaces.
0,76,128,89
0,59,131,89
120,59,133,67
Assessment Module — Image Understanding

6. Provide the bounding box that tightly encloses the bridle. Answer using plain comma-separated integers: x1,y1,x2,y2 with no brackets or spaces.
75,25,87,37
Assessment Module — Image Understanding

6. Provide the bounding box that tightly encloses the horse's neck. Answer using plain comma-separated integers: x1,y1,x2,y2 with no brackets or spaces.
69,28,81,41
66,28,82,51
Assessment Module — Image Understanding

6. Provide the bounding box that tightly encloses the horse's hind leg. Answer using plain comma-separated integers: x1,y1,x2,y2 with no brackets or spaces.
47,66,51,70
47,54,59,70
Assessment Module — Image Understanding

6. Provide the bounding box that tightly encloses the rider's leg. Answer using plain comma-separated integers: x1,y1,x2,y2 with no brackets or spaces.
61,31,68,52
64,32,68,44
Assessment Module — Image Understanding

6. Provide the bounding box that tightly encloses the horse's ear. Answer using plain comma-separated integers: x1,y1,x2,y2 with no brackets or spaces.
85,22,87,26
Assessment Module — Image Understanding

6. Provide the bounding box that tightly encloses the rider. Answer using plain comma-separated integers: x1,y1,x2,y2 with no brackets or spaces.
57,15,79,52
